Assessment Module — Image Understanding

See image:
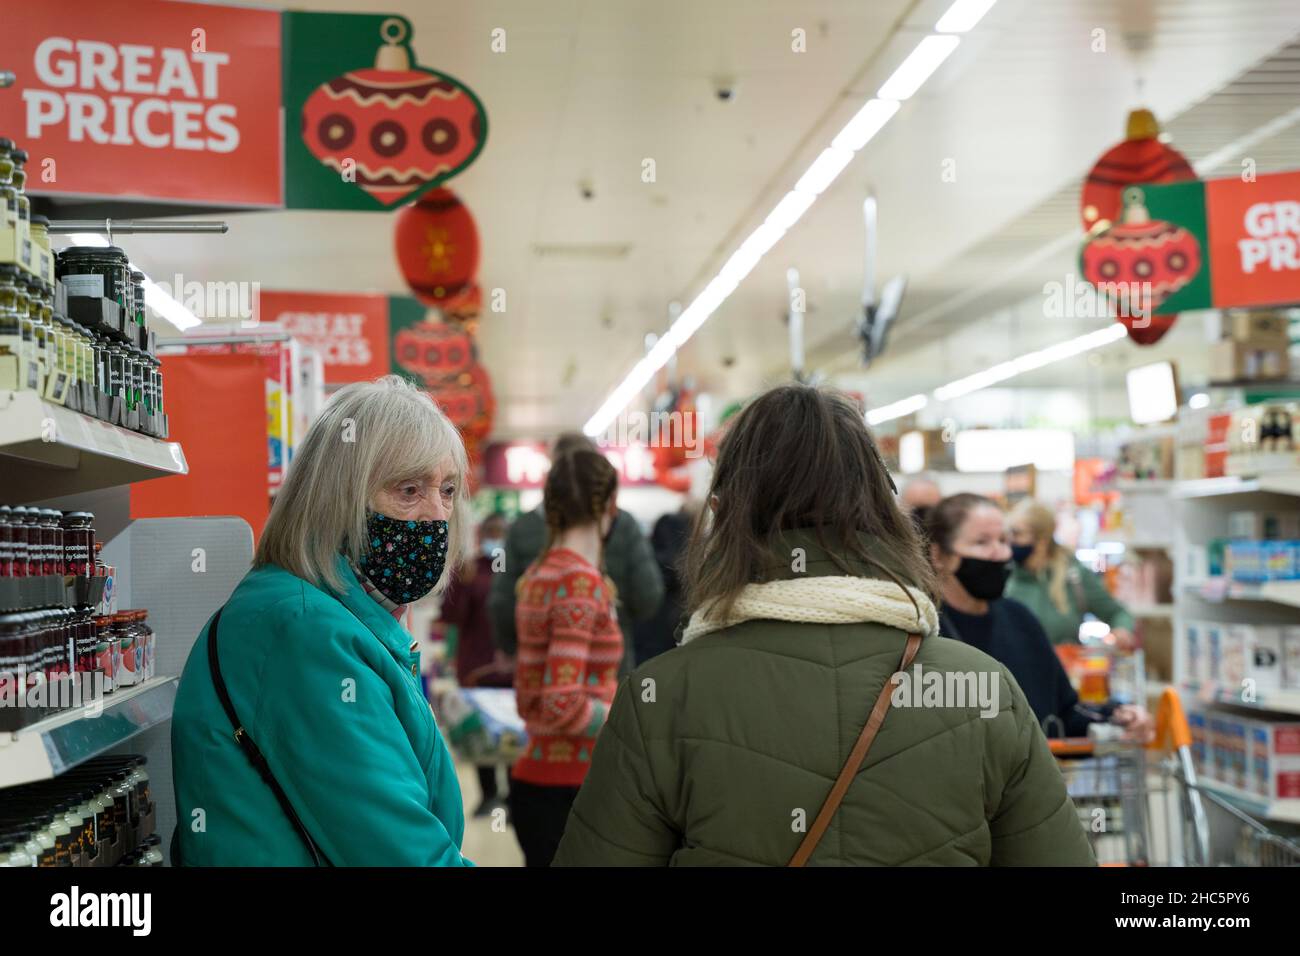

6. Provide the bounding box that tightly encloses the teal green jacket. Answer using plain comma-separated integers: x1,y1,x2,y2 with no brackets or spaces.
171,556,472,866
1005,557,1135,647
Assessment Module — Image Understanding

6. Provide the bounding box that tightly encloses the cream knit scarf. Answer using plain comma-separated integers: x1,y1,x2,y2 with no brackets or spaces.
681,575,939,643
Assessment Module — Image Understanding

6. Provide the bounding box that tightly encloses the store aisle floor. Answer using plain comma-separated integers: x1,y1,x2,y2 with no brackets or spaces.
454,757,524,867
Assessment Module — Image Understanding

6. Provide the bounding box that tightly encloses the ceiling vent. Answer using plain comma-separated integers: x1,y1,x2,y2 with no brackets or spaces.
532,242,632,260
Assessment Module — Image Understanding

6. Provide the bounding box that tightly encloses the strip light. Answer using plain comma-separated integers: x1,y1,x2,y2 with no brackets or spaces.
877,35,961,101
862,323,1127,426
935,0,998,33
66,233,201,331
866,393,927,426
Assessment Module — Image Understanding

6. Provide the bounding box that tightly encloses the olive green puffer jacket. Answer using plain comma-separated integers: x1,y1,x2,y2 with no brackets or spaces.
553,533,1095,867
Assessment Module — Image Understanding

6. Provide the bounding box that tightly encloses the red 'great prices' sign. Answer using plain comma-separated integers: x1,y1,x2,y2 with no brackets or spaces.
1207,172,1300,309
255,291,392,384
0,0,282,206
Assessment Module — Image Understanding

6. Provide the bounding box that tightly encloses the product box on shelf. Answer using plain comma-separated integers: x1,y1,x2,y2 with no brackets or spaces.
1226,540,1300,583
1207,624,1226,685
1228,510,1300,541
1189,709,1208,774
1226,311,1292,347
1222,626,1249,690
1245,625,1284,697
1210,340,1290,384
1284,628,1300,692
1247,719,1300,800
1187,621,1209,687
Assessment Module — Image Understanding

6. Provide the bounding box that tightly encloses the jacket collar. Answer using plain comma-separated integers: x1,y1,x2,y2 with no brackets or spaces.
757,529,916,584
327,553,414,661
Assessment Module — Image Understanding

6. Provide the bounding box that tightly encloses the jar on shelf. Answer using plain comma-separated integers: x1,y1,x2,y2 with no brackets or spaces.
0,505,13,577
0,185,15,232
130,271,145,327
8,506,31,578
0,265,22,376
29,214,51,262
112,612,137,688
92,613,115,695
60,511,94,577
38,509,62,577
11,147,27,193
56,246,131,316
0,137,14,186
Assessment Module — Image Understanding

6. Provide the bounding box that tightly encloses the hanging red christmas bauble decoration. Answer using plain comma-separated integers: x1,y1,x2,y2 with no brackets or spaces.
429,363,495,444
1081,109,1195,233
301,18,486,207
392,320,476,386
1081,187,1200,346
394,188,481,307
439,283,483,326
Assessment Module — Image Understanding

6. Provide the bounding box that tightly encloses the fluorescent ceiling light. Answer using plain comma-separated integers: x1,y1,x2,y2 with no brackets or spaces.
936,0,998,33
866,393,927,426
61,232,201,331
932,324,1126,401
1188,392,1211,410
794,146,855,196
766,190,817,231
832,98,901,152
878,35,960,101
954,428,1075,472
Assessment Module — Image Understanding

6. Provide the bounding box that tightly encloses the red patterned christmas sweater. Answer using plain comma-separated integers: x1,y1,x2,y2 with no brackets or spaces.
512,547,623,787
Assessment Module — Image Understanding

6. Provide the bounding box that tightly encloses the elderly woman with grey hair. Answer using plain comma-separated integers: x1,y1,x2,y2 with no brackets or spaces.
171,375,474,866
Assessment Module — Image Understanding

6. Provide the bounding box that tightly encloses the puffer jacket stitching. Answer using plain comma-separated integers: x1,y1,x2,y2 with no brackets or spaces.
892,820,989,865
562,807,671,861
996,794,1080,841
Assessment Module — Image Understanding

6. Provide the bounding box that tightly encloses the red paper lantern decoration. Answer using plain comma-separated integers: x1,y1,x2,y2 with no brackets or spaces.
301,18,486,207
1081,109,1195,232
393,320,476,386
1081,188,1200,346
395,188,481,307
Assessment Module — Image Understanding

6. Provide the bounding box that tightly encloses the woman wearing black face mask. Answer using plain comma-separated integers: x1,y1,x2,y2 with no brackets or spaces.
928,494,1151,740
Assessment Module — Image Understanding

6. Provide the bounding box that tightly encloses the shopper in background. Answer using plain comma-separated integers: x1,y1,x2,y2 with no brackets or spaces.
555,385,1094,866
632,505,695,664
440,511,513,817
927,493,1151,741
171,375,473,866
510,450,623,867
1006,499,1137,649
899,473,943,537
488,432,664,675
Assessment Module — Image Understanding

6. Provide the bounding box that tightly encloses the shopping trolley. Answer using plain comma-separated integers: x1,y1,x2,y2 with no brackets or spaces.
1050,688,1300,866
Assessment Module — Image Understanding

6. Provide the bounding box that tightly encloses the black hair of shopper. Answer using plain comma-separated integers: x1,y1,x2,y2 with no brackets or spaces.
684,383,937,622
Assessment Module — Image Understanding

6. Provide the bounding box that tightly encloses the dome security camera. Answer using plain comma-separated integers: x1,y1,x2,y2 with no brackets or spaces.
713,77,737,102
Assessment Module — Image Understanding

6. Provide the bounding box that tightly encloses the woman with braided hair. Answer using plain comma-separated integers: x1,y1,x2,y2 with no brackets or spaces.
509,448,622,866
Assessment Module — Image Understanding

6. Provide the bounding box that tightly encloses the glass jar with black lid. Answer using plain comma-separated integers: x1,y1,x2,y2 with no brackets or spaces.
56,246,131,320
129,271,145,328
0,266,21,374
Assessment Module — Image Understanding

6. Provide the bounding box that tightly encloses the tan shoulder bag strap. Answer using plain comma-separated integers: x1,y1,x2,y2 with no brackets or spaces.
788,632,923,867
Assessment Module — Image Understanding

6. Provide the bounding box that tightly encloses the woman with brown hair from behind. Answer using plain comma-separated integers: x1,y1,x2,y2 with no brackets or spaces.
509,448,622,867
553,384,1094,866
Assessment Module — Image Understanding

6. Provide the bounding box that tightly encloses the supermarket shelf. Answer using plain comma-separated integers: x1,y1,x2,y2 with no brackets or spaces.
0,677,177,790
1114,479,1174,493
1193,776,1300,825
1183,680,1300,716
1173,473,1300,499
1184,578,1300,608
0,389,187,503
1127,603,1175,619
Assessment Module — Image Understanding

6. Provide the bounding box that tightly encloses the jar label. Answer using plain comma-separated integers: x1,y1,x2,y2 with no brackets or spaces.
61,274,104,298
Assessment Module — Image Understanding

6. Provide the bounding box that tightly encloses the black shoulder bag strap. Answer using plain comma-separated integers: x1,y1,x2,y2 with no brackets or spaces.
206,607,333,867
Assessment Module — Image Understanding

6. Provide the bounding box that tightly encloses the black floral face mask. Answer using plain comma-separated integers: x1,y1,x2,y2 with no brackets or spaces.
358,511,449,605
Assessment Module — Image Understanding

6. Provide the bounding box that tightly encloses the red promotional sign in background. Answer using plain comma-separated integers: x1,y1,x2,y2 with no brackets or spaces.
255,290,392,384
0,0,282,206
1206,171,1300,310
